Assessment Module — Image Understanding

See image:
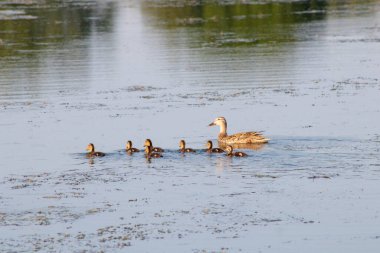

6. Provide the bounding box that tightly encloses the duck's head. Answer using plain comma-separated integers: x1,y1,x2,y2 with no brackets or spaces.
179,140,186,149
126,140,132,150
86,143,95,152
206,140,213,149
209,117,227,127
225,145,233,155
144,145,152,154
144,139,152,147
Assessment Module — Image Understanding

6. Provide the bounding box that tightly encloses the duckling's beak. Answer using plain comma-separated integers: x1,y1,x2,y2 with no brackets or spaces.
208,122,215,126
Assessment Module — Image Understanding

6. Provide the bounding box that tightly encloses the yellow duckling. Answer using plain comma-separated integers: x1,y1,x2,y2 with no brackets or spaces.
209,117,269,144
144,145,162,159
225,145,247,157
144,139,164,152
179,140,196,153
126,140,140,153
205,140,224,153
86,143,105,157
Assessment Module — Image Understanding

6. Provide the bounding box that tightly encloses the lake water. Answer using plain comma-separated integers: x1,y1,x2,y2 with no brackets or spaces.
1,0,380,252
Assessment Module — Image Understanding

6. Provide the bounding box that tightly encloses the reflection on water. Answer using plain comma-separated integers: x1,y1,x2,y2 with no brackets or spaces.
142,0,328,46
218,142,266,151
0,1,115,57
0,0,117,100
1,0,379,98
1,0,380,252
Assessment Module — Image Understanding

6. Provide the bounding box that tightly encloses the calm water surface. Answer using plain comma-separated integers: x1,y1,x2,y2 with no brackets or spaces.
0,0,380,252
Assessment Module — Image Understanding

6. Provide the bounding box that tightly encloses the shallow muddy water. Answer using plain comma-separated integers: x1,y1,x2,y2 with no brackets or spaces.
1,0,380,252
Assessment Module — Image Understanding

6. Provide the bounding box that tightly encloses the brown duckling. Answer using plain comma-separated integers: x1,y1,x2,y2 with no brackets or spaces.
86,143,105,157
225,145,247,157
205,140,224,153
144,146,162,159
126,140,140,153
144,139,164,152
179,140,196,153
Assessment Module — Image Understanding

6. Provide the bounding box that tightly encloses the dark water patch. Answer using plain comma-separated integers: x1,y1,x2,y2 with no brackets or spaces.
254,174,278,179
124,85,165,92
307,175,334,180
0,205,102,226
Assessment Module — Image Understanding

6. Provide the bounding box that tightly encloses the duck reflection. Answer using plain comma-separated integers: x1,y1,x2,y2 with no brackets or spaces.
218,142,266,151
214,156,232,174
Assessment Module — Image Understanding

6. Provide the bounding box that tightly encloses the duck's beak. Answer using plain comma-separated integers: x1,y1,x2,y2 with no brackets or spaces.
208,122,215,126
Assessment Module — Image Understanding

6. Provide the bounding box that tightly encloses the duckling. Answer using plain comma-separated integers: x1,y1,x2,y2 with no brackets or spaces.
144,146,162,159
225,145,247,157
179,140,196,153
86,143,105,157
126,140,140,153
144,139,164,152
209,117,269,144
205,140,224,153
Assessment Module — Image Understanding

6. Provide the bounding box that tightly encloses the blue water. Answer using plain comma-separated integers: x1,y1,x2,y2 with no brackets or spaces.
0,0,380,252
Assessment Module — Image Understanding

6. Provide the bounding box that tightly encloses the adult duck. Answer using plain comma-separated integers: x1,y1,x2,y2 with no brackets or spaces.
209,117,269,144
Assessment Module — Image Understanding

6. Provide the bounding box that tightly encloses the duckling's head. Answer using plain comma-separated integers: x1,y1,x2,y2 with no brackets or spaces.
86,143,95,152
179,140,186,149
126,140,132,150
209,117,227,127
144,145,152,154
144,139,152,147
225,145,233,154
206,140,213,149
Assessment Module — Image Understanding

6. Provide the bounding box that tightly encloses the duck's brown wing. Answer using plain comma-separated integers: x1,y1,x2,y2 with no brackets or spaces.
93,152,106,157
219,142,265,151
222,132,269,144
234,152,247,157
151,152,163,158
153,147,164,152
212,148,225,153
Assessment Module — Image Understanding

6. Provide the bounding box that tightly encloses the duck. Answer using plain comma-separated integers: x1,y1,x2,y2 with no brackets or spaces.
86,143,105,157
144,139,164,152
126,140,140,153
179,140,196,153
225,145,247,157
205,140,224,153
144,145,162,159
209,117,269,144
